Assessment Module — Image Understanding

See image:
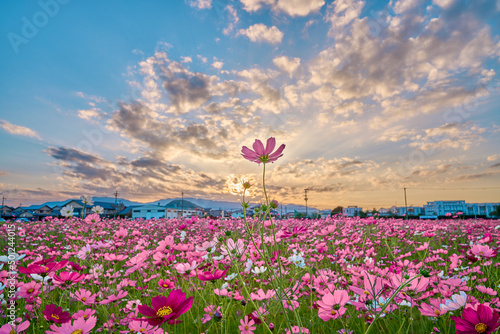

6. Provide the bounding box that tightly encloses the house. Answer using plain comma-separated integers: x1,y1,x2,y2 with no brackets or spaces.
132,204,167,219
61,200,118,217
164,200,205,218
0,205,14,218
343,206,362,217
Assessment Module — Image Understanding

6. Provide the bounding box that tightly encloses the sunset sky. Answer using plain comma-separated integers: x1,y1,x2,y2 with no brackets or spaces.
1,0,499,210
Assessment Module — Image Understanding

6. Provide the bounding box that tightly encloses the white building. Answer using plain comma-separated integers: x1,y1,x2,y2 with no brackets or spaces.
343,206,362,217
132,204,167,219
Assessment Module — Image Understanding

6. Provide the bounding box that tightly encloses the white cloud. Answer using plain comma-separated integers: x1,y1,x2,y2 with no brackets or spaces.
0,120,41,140
212,61,224,70
181,56,192,63
273,56,301,77
240,0,324,16
77,108,100,121
275,0,325,16
188,0,212,9
240,0,275,12
238,23,284,44
433,0,455,8
409,123,486,151
487,155,499,162
223,5,239,35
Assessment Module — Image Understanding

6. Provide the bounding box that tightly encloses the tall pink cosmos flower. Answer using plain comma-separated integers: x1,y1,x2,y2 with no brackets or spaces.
470,244,496,258
241,137,285,164
451,304,500,334
317,290,350,321
134,289,194,326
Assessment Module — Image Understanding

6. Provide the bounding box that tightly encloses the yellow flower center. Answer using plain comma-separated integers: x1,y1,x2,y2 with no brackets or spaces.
163,284,169,288
72,330,83,334
140,329,147,333
10,330,16,334
475,323,487,333
52,314,60,320
245,325,249,330
209,311,213,316
363,291,370,295
434,310,440,316
81,297,87,301
157,306,173,317
331,310,337,315
28,288,34,293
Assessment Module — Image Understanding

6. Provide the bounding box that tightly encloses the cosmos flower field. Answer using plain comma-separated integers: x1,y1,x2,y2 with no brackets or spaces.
1,215,499,334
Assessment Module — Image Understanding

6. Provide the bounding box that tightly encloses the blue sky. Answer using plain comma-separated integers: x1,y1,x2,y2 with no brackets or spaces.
0,0,499,209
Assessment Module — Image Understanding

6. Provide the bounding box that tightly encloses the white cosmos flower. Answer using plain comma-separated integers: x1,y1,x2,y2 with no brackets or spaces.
80,195,94,205
91,205,104,214
0,253,26,262
224,273,238,281
61,205,74,217
251,266,267,275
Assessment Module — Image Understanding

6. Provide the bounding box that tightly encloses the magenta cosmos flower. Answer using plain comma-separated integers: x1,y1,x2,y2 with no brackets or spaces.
451,304,500,334
43,304,71,324
134,289,194,326
241,137,285,164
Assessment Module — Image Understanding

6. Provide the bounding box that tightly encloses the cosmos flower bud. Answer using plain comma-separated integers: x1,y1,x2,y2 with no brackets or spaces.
243,181,251,189
419,268,430,278
270,200,278,209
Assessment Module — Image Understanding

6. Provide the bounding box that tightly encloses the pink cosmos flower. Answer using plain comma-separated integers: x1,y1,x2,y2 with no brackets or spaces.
317,290,350,321
201,305,222,324
46,315,97,334
239,316,256,334
134,289,194,326
477,286,498,296
124,320,162,334
470,244,496,258
250,289,276,301
158,278,175,289
18,281,41,298
241,137,285,164
198,269,227,281
72,289,98,305
451,304,500,334
72,309,96,320
100,290,128,304
53,271,85,286
285,326,310,334
419,298,447,317
174,261,199,275
0,320,30,333
84,213,101,224
43,304,71,324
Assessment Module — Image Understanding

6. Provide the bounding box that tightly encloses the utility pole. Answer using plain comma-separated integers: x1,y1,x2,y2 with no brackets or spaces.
304,189,308,218
404,187,408,220
181,191,184,219
114,191,118,218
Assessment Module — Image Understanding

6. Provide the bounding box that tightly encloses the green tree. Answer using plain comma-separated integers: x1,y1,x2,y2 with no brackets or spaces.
331,206,343,215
